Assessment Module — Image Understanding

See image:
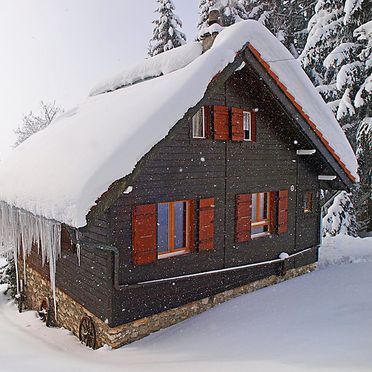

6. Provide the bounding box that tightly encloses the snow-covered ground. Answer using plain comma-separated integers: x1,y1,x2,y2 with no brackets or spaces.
1,236,372,372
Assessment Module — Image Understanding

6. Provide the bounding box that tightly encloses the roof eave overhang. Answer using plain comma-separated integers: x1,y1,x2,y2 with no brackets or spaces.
243,45,355,190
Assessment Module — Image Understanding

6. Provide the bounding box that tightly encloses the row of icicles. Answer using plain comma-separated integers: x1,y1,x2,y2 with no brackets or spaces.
0,200,62,313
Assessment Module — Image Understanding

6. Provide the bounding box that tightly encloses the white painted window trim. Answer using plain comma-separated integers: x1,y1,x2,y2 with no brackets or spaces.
251,231,271,239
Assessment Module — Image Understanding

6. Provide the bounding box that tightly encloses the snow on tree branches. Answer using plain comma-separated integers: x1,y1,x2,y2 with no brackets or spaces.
14,101,63,147
301,0,371,235
198,1,314,57
148,0,186,57
323,191,357,237
197,0,247,32
242,0,315,57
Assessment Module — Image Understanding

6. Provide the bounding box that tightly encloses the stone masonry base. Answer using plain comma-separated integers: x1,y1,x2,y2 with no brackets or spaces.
21,263,316,349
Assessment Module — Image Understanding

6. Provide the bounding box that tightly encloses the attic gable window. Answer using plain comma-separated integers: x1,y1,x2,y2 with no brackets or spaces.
192,107,205,139
243,111,252,141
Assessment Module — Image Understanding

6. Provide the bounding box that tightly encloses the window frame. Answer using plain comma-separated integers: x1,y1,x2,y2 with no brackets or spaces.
243,111,252,141
157,200,192,259
192,107,206,139
251,192,272,238
304,191,313,213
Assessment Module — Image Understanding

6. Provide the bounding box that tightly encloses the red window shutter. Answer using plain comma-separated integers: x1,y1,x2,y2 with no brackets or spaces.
214,106,229,141
278,190,289,234
188,200,195,251
268,192,276,233
199,198,215,251
235,194,252,243
251,111,257,142
132,204,157,265
203,106,211,139
231,108,244,142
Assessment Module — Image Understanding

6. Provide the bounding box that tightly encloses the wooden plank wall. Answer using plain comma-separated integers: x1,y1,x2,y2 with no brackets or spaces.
26,230,113,323
22,64,322,328
106,66,321,325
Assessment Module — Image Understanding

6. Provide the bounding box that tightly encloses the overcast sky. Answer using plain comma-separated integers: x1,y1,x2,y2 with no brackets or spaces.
0,0,199,159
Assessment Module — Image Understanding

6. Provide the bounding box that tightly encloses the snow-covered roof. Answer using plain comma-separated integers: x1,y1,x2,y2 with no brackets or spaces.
90,42,203,96
0,21,358,228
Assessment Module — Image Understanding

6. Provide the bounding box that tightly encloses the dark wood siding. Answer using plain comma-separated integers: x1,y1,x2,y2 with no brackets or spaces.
26,231,113,323
28,63,322,327
106,66,321,325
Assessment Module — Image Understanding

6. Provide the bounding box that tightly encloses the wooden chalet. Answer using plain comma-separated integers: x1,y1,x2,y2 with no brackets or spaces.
0,18,357,349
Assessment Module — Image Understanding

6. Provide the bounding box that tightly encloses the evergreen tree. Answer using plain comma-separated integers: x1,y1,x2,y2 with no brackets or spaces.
0,258,17,298
301,0,371,235
323,191,358,236
218,0,248,26
243,0,315,57
198,0,247,31
197,0,215,31
282,0,317,57
355,121,372,231
299,0,345,86
148,0,186,57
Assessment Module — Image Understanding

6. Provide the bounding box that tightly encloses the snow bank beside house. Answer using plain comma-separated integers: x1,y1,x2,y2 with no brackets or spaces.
1,256,372,371
0,21,358,228
318,235,372,268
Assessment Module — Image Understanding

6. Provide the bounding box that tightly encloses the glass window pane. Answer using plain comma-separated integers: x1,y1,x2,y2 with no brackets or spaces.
252,224,269,235
174,202,186,249
192,109,204,138
259,193,265,220
157,204,169,253
251,193,257,222
243,112,251,140
252,226,264,235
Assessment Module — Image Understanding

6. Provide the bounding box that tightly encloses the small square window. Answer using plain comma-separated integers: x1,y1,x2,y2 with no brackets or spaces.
304,191,313,213
192,108,205,139
243,111,252,141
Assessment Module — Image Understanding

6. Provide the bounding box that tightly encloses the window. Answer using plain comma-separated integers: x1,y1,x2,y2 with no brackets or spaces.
192,107,205,139
243,111,252,141
304,191,313,213
251,192,271,237
157,201,192,258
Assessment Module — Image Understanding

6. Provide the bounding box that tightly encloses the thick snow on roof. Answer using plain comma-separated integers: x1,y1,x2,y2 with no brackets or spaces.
90,42,203,96
0,21,358,228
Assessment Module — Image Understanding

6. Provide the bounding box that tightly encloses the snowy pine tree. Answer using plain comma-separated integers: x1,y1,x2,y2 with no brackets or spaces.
355,120,372,231
243,0,315,57
301,0,371,235
299,0,345,86
14,101,63,147
323,191,358,237
197,0,247,32
148,0,186,57
198,0,217,31
0,258,17,298
218,0,248,26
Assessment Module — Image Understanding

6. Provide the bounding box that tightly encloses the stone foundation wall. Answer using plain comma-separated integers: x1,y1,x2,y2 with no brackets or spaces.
20,262,316,349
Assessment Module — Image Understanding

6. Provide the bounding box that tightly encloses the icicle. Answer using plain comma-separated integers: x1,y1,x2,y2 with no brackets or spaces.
13,248,20,295
0,201,61,313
